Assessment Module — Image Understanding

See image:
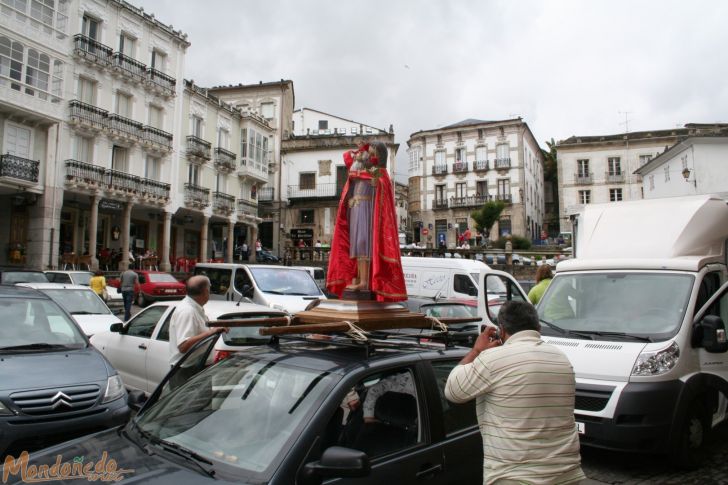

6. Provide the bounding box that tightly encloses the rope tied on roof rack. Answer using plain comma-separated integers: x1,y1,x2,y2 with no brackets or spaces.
341,320,368,341
425,316,449,333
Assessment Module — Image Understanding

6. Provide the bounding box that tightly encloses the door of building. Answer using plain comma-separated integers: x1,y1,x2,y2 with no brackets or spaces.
8,207,27,264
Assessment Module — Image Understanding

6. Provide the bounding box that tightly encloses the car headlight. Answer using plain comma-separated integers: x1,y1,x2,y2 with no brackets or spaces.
0,400,14,415
632,341,680,376
102,375,126,403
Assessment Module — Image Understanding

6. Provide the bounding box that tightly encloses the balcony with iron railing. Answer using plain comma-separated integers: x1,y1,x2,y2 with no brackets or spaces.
112,52,146,79
605,171,625,183
65,159,106,186
432,164,448,176
142,126,173,151
574,172,593,184
450,195,490,208
107,168,140,193
494,158,511,169
433,199,449,210
64,159,169,201
139,178,171,201
288,183,339,199
213,191,235,214
495,193,513,203
0,154,39,184
237,198,259,217
108,113,143,140
453,161,468,174
184,183,210,208
237,158,269,183
186,135,212,161
69,100,108,131
473,160,489,171
258,187,274,202
214,147,237,172
147,68,176,96
73,34,113,66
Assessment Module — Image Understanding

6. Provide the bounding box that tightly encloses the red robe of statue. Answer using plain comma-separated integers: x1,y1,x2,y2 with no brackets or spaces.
326,149,407,301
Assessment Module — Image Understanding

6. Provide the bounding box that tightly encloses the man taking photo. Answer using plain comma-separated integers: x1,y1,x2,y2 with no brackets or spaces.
445,300,585,485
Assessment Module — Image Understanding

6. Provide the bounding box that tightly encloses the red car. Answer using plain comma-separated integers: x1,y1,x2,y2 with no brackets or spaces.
108,271,186,307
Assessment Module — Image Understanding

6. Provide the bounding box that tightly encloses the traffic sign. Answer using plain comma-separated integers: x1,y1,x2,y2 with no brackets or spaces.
422,228,429,235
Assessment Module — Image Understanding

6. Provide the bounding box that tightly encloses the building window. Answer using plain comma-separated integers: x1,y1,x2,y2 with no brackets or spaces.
497,179,510,198
188,163,200,185
191,115,203,137
318,120,328,130
260,102,274,119
77,76,95,104
0,36,62,101
496,143,509,161
499,216,511,237
435,150,445,165
217,127,229,149
609,188,622,202
435,184,445,203
299,172,315,190
608,157,621,175
664,165,670,182
475,146,487,162
3,0,69,35
145,156,160,180
73,135,93,163
577,159,589,177
115,91,131,117
639,154,652,167
649,175,655,190
118,32,135,57
148,105,162,129
81,14,99,40
300,209,314,224
476,180,487,196
578,190,591,204
408,147,421,173
455,147,467,163
111,145,128,172
215,173,224,193
455,182,466,198
150,49,166,72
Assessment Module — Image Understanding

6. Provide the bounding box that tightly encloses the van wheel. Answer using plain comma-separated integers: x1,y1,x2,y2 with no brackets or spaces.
672,400,709,470
136,292,147,307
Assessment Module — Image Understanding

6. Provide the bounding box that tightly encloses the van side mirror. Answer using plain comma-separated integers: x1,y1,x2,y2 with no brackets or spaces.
127,390,148,413
694,315,728,353
300,447,370,485
110,323,124,333
241,284,254,299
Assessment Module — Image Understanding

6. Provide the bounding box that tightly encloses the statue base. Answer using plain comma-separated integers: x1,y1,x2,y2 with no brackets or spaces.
341,289,375,301
293,298,426,327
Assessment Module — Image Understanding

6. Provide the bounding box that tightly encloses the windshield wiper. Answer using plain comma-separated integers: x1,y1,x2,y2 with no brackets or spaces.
572,330,653,343
0,343,71,351
146,435,215,478
283,292,313,296
264,290,285,295
539,319,594,340
70,311,97,315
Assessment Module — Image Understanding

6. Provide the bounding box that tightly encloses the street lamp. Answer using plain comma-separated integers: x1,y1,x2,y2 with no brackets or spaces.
681,167,696,187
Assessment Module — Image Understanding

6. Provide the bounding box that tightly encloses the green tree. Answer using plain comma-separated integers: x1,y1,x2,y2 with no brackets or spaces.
471,200,505,240
541,138,560,236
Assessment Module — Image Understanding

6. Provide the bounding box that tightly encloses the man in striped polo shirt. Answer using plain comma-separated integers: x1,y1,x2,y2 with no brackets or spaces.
445,300,585,485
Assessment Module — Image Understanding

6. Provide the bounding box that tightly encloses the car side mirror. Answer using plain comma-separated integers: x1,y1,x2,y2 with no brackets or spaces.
694,315,728,353
110,323,124,333
241,284,254,299
127,390,148,413
300,447,370,485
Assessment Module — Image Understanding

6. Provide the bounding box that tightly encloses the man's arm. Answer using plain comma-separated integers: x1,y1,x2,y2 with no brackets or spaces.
177,326,225,354
444,327,501,404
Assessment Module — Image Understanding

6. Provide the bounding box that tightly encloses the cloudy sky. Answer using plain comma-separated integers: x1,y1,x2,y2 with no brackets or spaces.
136,0,728,172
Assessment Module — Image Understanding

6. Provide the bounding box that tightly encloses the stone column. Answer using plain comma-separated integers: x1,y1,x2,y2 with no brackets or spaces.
160,211,172,272
119,201,132,270
249,224,258,263
226,220,235,263
88,195,99,270
200,215,209,262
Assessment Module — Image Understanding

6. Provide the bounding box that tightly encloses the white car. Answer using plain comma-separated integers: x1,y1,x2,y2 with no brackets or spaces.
90,300,288,395
17,283,123,337
45,270,123,310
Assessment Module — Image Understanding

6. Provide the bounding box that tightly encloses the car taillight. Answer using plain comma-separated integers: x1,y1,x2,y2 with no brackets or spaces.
213,350,233,363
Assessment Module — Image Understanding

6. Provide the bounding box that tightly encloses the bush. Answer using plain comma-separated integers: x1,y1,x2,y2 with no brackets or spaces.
492,236,532,250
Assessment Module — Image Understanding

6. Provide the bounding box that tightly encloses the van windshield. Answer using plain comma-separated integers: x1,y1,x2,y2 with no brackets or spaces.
537,272,694,341
249,268,321,296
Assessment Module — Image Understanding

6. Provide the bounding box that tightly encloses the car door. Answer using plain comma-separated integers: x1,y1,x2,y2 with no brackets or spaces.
302,363,448,484
146,306,176,393
101,305,167,392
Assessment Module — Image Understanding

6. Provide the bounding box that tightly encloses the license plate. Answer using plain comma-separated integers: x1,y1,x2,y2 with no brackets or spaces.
165,289,176,294
576,422,585,435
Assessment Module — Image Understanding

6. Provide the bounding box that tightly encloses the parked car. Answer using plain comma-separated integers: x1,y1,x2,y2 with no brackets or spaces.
17,283,123,337
0,285,129,457
108,270,186,307
257,248,280,263
0,269,48,285
45,270,123,310
90,300,288,394
26,329,482,484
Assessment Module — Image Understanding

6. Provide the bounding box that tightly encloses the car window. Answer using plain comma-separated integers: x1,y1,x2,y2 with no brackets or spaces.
148,273,179,283
233,269,253,294
156,307,174,342
431,360,477,435
323,368,421,458
127,306,167,338
196,268,233,296
0,299,86,349
454,274,476,295
41,288,110,315
72,273,92,285
2,272,48,284
696,272,721,318
249,267,321,296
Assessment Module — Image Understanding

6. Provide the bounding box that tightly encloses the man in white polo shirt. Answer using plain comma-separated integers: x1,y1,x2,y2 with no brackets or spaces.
445,300,585,485
169,275,227,366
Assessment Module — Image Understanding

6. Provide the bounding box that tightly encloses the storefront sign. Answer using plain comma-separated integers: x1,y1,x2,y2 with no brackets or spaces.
99,199,123,211
291,228,314,240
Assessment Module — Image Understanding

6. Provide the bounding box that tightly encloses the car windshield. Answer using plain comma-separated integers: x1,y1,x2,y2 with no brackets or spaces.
136,355,335,477
538,272,694,341
249,268,321,296
3,272,49,284
422,303,477,318
148,273,179,283
217,313,278,345
41,289,111,315
473,272,507,295
71,272,93,285
0,298,86,350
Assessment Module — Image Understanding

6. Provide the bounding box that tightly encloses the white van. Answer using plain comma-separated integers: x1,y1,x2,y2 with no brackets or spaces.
401,256,505,300
481,195,728,467
193,263,326,314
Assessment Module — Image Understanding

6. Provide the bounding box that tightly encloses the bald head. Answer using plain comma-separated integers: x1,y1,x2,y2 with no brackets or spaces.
186,275,211,304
